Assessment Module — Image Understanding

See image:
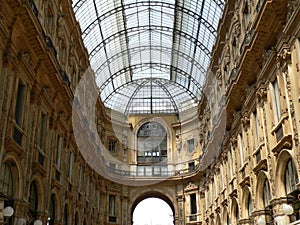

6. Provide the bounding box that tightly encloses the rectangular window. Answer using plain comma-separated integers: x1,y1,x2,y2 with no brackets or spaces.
239,133,245,166
86,176,90,198
187,138,195,153
46,12,53,31
190,193,197,221
253,110,260,147
243,4,250,29
15,81,26,127
220,164,224,189
188,162,195,172
39,113,46,149
56,135,62,167
78,166,82,190
271,79,281,123
68,152,73,179
228,150,233,177
109,141,117,153
109,195,117,222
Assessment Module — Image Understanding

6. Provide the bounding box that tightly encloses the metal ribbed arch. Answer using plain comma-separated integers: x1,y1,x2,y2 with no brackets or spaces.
93,46,207,78
72,0,225,114
123,79,180,114
103,77,197,104
80,2,218,38
98,63,203,97
95,48,205,90
88,25,212,59
73,0,224,15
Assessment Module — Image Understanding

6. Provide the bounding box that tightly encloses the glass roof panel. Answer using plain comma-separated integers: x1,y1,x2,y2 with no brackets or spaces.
73,0,225,114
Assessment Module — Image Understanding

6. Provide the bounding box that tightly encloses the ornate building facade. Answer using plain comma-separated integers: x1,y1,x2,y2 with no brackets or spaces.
0,0,300,225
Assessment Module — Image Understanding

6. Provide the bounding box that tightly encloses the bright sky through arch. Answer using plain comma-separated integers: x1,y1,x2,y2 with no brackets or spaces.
133,198,174,225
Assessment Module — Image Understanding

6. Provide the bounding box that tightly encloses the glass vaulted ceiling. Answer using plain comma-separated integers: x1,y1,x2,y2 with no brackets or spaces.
72,0,224,114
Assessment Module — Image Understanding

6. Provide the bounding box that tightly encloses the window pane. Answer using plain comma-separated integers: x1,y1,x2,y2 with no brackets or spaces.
15,81,26,126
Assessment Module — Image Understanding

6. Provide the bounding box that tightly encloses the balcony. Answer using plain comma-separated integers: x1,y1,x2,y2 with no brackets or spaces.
105,159,200,180
186,213,200,224
31,148,47,177
271,115,293,155
108,216,117,223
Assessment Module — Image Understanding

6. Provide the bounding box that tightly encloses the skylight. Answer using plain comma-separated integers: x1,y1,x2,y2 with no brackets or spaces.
72,0,225,114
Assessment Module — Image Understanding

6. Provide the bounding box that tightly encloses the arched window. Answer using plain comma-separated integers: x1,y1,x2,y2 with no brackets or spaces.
74,212,79,225
285,159,300,221
48,194,55,225
232,200,239,225
235,205,239,225
29,181,39,225
64,205,68,225
285,159,298,194
263,179,273,224
247,193,253,218
0,163,14,225
29,182,38,212
137,122,167,164
263,180,271,208
226,213,230,225
216,214,221,225
0,163,14,197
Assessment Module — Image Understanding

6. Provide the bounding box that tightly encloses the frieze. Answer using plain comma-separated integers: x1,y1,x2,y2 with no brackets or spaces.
185,182,198,192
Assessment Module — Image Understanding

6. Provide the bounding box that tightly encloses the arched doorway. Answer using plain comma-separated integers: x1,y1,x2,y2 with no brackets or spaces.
131,192,175,225
133,198,174,225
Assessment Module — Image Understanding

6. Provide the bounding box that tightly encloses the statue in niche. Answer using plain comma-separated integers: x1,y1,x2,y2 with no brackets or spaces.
122,130,128,150
97,120,105,143
223,42,231,72
176,134,182,151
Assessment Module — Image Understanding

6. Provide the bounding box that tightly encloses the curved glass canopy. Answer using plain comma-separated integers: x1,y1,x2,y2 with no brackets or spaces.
72,0,224,114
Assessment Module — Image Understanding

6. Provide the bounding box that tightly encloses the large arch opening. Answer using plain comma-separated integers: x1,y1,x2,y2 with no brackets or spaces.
131,192,175,225
133,198,174,225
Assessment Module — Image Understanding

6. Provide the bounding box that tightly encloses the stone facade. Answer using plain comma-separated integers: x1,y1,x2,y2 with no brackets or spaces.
0,0,300,225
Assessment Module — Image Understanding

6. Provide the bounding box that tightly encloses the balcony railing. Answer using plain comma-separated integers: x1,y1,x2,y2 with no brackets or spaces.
105,159,200,178
289,220,300,225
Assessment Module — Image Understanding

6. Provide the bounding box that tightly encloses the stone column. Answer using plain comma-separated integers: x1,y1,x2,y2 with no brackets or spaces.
121,186,129,225
271,198,292,225
177,189,185,225
0,198,4,225
13,199,30,225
